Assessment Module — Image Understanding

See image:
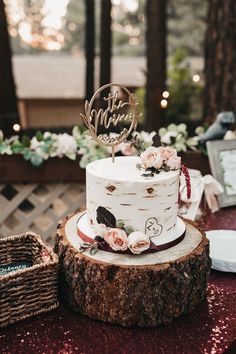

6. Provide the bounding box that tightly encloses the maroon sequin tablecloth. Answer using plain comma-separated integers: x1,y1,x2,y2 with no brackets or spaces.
0,208,236,354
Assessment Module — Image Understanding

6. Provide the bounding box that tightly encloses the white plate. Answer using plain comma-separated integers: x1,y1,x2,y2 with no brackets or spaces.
206,230,236,272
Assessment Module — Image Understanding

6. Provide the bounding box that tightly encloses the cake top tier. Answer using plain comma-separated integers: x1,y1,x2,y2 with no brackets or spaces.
86,156,179,183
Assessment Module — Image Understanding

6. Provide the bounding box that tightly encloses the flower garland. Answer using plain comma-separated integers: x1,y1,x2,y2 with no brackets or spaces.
158,123,205,152
3,122,232,169
0,127,155,168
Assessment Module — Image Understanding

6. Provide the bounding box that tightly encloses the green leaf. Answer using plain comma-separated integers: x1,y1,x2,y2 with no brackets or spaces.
94,236,104,242
163,165,170,172
65,152,76,161
116,220,125,229
125,226,134,234
22,135,31,147
89,244,98,255
36,131,43,141
11,141,25,154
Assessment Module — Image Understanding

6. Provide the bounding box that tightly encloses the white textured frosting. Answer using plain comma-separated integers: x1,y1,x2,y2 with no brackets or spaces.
86,156,180,239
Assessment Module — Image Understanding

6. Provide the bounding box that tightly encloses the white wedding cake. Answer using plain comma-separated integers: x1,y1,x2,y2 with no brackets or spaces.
76,144,190,255
86,156,180,243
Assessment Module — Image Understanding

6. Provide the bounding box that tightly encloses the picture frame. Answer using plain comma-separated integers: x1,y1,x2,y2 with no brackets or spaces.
207,140,236,207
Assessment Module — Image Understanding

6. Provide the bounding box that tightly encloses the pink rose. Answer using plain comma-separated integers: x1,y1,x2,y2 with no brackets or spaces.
128,231,150,254
121,143,136,156
157,147,177,160
166,156,181,170
140,147,163,169
104,228,128,251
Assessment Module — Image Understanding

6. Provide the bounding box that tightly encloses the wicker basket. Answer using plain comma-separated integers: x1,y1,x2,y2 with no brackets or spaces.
0,232,59,327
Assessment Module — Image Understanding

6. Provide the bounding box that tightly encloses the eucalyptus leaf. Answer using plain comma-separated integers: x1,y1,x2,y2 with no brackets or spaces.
116,220,125,229
11,141,25,154
89,245,98,255
125,226,134,234
30,154,44,167
65,152,76,161
23,150,33,160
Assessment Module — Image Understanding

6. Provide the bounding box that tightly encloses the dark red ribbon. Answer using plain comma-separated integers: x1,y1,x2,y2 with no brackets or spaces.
77,225,185,254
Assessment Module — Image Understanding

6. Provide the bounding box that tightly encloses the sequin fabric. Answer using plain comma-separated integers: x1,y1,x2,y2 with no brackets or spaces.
0,208,236,354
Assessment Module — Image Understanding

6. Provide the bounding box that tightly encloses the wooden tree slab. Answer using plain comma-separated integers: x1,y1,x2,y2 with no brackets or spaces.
55,213,211,327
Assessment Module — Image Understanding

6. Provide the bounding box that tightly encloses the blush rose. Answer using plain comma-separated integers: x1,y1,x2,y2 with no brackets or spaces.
104,228,128,251
128,231,150,254
140,147,163,169
120,142,136,156
157,146,177,160
166,156,181,170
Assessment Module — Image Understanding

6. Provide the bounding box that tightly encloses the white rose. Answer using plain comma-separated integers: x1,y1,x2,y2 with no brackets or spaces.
55,133,77,156
224,130,236,140
43,132,52,139
139,131,156,145
140,146,163,169
95,223,107,238
128,231,150,254
30,137,48,159
160,131,177,145
30,137,42,151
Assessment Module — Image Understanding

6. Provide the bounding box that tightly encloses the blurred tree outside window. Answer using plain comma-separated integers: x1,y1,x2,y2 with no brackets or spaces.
4,0,207,131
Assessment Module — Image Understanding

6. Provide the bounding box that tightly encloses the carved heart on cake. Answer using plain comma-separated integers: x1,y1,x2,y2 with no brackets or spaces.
145,217,163,238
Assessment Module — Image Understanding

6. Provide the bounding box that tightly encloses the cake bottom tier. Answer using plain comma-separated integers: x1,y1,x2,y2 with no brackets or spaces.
55,214,211,327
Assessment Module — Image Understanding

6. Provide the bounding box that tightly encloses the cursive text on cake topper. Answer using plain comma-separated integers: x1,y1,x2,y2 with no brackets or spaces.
80,83,141,162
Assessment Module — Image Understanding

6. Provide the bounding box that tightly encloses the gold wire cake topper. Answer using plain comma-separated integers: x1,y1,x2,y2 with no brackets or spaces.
81,83,141,162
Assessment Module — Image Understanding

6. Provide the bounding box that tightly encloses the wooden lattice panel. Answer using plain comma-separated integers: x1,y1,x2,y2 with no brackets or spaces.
0,183,86,244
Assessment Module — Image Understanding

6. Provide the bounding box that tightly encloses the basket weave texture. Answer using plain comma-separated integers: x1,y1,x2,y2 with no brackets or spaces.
0,232,59,328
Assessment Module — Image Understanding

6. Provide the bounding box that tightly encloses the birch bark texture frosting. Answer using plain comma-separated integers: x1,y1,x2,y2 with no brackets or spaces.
86,156,180,242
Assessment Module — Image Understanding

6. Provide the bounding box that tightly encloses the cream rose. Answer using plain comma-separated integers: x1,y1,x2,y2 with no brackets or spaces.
95,223,107,238
224,130,236,140
104,228,128,251
140,147,163,169
128,231,150,255
152,154,163,169
157,146,177,160
166,156,181,170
